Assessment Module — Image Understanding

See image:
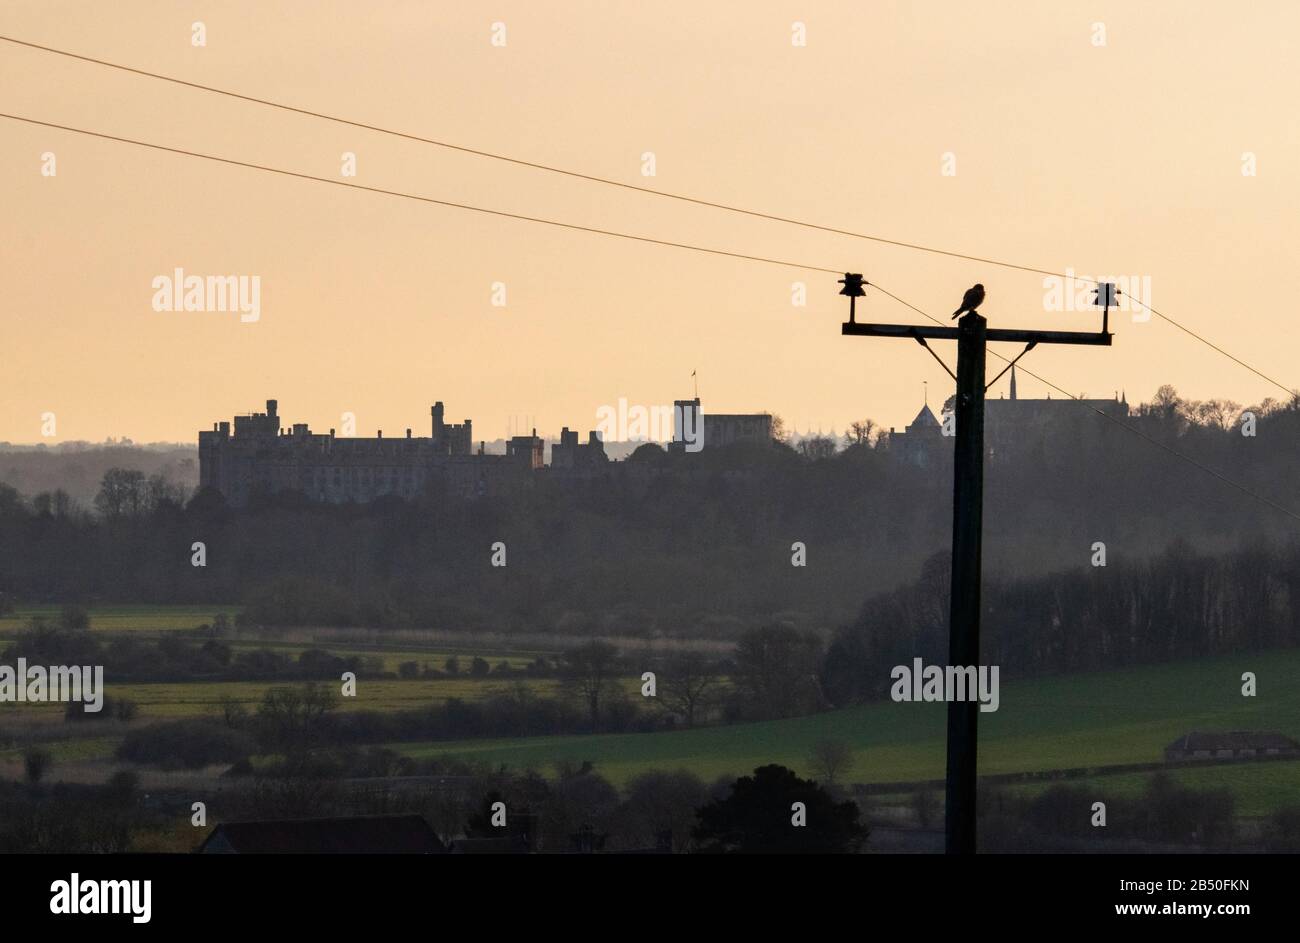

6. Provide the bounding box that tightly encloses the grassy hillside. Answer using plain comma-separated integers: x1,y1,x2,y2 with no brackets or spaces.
1011,762,1300,818
393,649,1300,788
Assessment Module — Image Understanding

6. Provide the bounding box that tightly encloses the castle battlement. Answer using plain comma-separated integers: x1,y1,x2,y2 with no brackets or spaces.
199,399,606,506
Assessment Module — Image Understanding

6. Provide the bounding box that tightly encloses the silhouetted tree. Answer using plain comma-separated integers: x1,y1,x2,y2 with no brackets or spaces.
23,748,51,785
733,625,822,720
797,436,838,460
657,651,722,727
615,769,708,852
807,739,855,787
93,468,146,518
693,764,867,853
561,641,620,729
256,683,338,755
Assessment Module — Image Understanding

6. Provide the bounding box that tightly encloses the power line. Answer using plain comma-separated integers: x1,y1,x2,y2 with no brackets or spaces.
2,33,1292,398
1122,295,1296,399
866,283,1300,524
2,111,1293,523
0,32,1041,269
0,112,842,276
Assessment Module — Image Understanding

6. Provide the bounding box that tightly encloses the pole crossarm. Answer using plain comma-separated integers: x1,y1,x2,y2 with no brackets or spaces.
842,322,1112,347
912,334,958,382
985,341,1037,392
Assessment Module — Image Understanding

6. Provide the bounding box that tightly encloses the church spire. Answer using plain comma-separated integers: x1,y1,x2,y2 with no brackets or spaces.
1010,364,1018,400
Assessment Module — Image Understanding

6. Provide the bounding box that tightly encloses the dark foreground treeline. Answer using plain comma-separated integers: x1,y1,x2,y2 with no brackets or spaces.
823,538,1300,704
6,754,1297,853
108,680,666,772
0,387,1296,637
0,762,868,854
977,773,1298,852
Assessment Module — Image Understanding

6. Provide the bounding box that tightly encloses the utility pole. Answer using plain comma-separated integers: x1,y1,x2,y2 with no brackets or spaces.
839,276,1113,854
945,312,985,856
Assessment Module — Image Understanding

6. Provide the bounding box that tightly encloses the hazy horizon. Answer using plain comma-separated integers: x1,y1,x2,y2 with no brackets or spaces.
3,1,1297,443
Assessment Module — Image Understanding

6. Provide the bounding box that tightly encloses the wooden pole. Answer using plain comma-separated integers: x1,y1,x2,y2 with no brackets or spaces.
945,311,986,854
839,298,1110,852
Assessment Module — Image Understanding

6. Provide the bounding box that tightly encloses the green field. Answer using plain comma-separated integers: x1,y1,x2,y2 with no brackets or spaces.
392,649,1300,792
3,676,651,720
220,642,546,674
1010,761,1300,818
0,605,556,673
5,603,1299,815
0,604,239,634
0,640,545,676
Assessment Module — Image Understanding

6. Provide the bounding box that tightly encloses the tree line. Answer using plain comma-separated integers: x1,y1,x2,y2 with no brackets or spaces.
821,538,1300,705
0,386,1295,639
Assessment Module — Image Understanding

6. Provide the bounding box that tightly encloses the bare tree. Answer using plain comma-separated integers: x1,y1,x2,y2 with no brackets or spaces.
1191,399,1241,431
769,414,789,443
616,769,709,852
797,436,838,461
218,695,248,729
807,739,855,786
94,468,146,518
256,683,338,753
658,651,722,728
144,472,188,511
845,419,878,447
561,641,621,730
734,625,822,720
24,748,51,785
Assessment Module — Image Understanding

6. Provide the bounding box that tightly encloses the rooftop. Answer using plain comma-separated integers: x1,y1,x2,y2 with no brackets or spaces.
198,814,446,854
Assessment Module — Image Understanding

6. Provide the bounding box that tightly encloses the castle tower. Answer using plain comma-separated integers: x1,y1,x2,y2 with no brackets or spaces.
432,401,445,441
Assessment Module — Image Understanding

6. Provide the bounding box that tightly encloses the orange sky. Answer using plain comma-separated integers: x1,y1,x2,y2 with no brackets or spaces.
2,1,1297,443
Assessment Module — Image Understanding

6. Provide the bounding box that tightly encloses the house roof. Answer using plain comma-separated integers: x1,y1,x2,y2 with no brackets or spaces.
198,814,446,854
1166,730,1299,753
448,836,530,854
909,404,940,430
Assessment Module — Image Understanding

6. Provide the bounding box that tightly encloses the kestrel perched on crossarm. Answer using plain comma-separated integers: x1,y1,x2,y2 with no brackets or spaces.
951,283,985,319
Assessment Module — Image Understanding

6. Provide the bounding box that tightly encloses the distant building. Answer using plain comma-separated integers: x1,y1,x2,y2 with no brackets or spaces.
198,814,446,853
449,836,531,854
888,401,944,467
550,427,609,470
430,401,472,456
670,397,773,452
199,399,576,507
1164,731,1299,762
886,366,1130,468
985,366,1128,460
199,399,440,506
506,429,545,470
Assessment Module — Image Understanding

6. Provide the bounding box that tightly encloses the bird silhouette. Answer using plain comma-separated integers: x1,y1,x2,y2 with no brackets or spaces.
951,284,985,319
